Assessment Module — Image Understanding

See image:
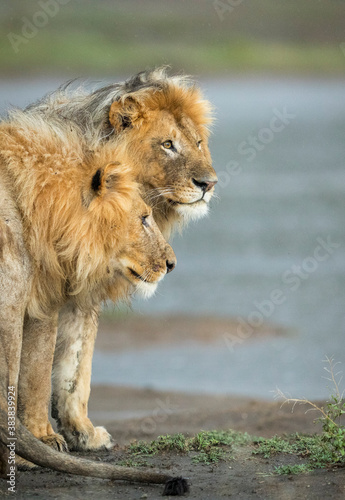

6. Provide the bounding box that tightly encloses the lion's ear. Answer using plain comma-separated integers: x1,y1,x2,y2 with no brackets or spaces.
90,168,103,193
85,162,136,211
90,162,121,198
81,164,113,206
109,97,145,132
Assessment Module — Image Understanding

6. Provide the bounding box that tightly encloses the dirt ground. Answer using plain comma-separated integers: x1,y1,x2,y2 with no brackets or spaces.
1,316,344,499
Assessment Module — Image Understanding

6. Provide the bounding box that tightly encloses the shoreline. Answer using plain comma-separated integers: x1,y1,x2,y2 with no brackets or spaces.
88,384,323,444
89,316,319,442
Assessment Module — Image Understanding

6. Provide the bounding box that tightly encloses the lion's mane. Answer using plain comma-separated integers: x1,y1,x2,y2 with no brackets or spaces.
0,110,136,319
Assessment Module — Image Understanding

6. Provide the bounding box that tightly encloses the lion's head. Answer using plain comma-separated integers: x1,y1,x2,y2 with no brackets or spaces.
105,70,218,237
71,157,177,304
108,80,217,236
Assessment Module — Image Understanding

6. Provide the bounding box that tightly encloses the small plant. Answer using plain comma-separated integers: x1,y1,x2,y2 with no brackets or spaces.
129,434,187,456
253,435,294,458
190,430,251,450
191,431,221,451
191,448,225,464
257,356,345,473
129,440,156,456
128,430,251,466
153,433,187,453
117,458,148,468
274,464,313,475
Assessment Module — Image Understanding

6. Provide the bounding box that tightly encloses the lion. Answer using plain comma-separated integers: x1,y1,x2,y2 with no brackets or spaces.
24,68,218,453
0,109,189,494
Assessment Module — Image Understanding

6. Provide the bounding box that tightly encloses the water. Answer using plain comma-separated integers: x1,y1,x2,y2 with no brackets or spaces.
1,77,345,399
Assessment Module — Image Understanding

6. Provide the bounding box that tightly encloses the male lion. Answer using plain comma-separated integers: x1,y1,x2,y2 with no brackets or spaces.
26,67,218,453
0,109,189,494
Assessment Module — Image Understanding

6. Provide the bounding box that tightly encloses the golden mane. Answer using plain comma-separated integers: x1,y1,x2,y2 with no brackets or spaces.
0,114,137,318
110,84,213,137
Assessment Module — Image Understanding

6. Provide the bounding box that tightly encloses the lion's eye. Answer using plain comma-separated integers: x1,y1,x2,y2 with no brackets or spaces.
141,215,149,227
162,140,173,149
197,140,202,149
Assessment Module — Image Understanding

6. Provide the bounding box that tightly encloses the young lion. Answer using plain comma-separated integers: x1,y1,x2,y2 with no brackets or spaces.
26,68,218,452
0,109,189,494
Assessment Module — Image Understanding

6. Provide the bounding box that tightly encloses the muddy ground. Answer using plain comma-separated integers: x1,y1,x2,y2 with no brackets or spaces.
1,316,344,499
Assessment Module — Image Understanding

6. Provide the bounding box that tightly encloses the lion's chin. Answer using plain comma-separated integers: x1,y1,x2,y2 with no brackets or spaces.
175,199,209,223
133,281,158,300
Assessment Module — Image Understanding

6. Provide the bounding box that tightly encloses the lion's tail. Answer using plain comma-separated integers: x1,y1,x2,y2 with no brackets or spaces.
0,408,188,495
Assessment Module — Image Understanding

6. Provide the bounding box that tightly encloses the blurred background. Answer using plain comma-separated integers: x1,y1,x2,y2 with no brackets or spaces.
1,0,345,400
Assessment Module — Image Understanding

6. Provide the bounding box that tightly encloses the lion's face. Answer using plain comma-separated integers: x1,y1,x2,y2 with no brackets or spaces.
81,160,176,303
108,86,217,237
134,110,217,222
116,197,176,299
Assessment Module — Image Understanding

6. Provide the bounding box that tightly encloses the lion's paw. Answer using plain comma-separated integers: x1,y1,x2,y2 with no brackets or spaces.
40,433,68,452
16,434,68,471
64,424,114,451
91,426,114,450
16,433,67,470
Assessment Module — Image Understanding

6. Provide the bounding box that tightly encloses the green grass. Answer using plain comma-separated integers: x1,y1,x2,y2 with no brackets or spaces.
126,409,345,471
254,362,345,474
274,464,313,475
191,448,225,465
128,430,252,465
253,432,345,471
116,457,149,468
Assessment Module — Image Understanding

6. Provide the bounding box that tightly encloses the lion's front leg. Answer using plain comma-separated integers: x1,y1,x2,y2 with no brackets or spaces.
17,314,67,455
0,212,32,477
52,301,114,451
0,312,26,477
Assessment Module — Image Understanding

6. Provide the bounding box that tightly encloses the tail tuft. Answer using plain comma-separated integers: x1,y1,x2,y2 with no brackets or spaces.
163,476,189,496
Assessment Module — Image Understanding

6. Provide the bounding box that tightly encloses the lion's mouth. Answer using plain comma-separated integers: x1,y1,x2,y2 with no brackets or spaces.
128,268,159,299
129,268,149,282
128,268,160,285
167,198,205,206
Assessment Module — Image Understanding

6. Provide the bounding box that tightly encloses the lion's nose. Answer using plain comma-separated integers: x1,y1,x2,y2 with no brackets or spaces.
192,177,218,193
166,258,176,274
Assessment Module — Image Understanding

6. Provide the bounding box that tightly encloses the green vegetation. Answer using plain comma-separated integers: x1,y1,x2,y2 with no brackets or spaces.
1,0,344,76
255,358,345,474
128,430,251,465
254,432,345,472
127,416,345,472
129,433,187,456
191,448,225,464
116,457,148,468
274,464,313,475
125,359,345,473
